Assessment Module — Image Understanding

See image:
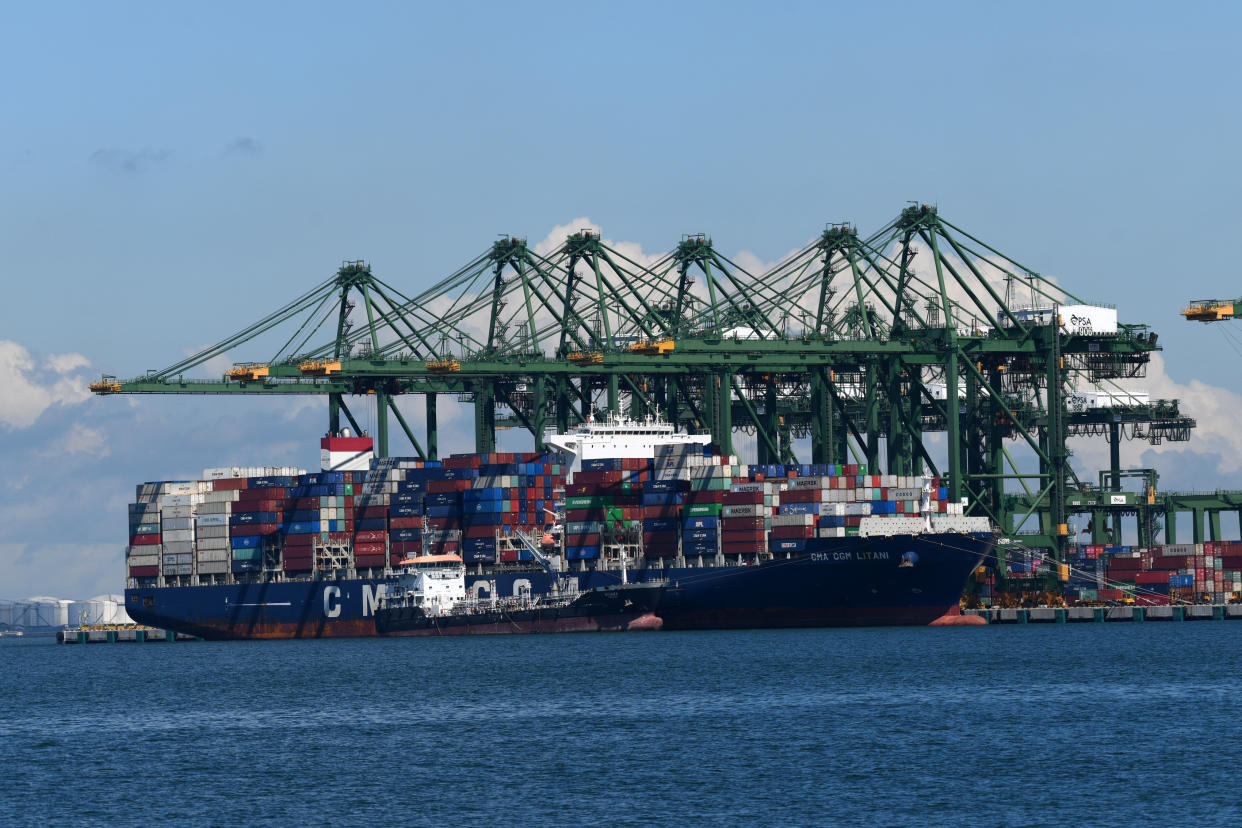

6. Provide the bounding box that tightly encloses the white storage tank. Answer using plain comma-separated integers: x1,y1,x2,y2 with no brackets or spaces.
17,597,71,628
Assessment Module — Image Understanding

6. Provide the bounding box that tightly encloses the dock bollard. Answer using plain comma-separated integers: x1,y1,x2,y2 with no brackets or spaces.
1134,606,1145,623
1055,609,1067,624
136,629,146,643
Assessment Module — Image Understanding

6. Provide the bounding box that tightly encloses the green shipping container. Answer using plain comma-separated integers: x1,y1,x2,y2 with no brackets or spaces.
685,503,723,517
344,484,354,495
567,495,611,509
232,548,262,562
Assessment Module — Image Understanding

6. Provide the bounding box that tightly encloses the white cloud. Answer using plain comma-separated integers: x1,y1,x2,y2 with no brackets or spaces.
1138,352,1242,474
0,340,93,429
59,423,111,458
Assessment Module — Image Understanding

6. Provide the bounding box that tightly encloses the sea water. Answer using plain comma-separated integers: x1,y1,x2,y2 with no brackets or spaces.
3,624,1241,826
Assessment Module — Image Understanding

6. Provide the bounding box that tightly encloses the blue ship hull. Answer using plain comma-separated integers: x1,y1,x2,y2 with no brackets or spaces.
124,533,993,639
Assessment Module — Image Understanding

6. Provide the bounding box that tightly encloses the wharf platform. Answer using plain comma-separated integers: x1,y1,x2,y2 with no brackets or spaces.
56,628,201,644
967,605,1242,624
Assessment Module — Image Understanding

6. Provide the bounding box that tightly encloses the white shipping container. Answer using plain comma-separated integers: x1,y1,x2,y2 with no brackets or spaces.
128,554,160,567
163,540,194,555
859,517,926,537
203,490,240,503
162,517,193,531
160,494,204,508
771,514,816,527
197,536,230,549
197,549,230,563
889,488,922,501
163,529,194,543
162,505,194,519
817,527,846,538
198,560,229,574
197,501,233,515
723,504,765,517
819,503,846,516
164,564,194,576
197,514,228,527
843,503,872,516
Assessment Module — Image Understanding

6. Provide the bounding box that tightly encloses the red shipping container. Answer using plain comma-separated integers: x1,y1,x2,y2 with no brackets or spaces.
234,499,283,513
722,517,766,530
283,534,314,549
771,525,815,539
354,554,387,568
283,559,313,572
426,480,470,493
128,565,159,577
1134,571,1170,584
1153,556,1192,569
425,517,461,529
389,517,421,529
351,530,385,544
779,489,818,503
231,523,278,536
390,541,423,557
1220,556,1242,569
722,541,765,555
211,478,247,490
354,542,386,556
237,487,287,500
724,491,765,505
355,506,387,519
642,506,680,519
500,550,518,563
130,533,161,545
685,490,726,504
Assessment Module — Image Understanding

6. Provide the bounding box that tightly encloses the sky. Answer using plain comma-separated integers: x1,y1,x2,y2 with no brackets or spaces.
3,0,1241,599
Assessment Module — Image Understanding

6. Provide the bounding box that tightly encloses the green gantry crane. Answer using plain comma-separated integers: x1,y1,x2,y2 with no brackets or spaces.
91,205,1200,582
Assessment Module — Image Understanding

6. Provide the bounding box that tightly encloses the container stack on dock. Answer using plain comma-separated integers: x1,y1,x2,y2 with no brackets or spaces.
1058,543,1242,605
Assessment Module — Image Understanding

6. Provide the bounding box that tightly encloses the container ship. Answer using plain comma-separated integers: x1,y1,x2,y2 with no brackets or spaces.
123,417,996,638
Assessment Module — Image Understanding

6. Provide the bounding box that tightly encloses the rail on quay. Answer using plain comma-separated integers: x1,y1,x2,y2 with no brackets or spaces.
966,605,1242,624
56,628,202,644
